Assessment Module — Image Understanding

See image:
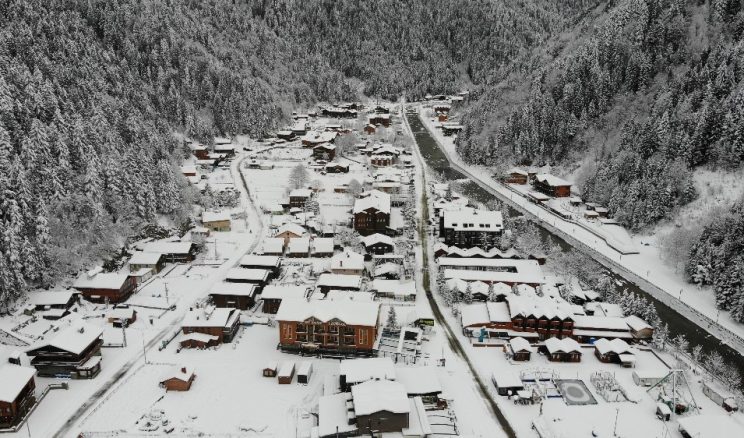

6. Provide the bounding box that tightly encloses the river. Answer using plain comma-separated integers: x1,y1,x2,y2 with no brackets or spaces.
406,112,744,384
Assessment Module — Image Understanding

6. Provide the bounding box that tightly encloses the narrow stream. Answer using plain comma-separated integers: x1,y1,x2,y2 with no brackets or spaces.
406,113,744,383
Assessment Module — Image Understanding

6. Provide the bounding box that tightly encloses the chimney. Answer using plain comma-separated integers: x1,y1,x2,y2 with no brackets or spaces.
181,367,187,374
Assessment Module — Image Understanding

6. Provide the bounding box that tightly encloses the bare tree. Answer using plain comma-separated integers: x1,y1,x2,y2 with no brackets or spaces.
347,178,363,198
288,164,309,190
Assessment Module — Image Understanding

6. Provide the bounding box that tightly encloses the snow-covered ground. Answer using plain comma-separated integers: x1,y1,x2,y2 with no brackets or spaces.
415,105,744,350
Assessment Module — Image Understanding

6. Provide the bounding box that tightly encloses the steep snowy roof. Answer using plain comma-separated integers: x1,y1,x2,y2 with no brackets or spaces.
507,295,573,320
28,290,75,307
28,321,103,355
509,337,535,353
534,173,572,187
544,337,581,354
73,272,129,290
362,233,394,248
331,250,365,271
160,366,194,383
0,365,35,403
276,223,306,237
351,380,409,416
441,209,503,232
353,190,391,214
289,188,312,198
276,299,379,326
594,338,634,355
128,252,163,265
202,211,231,223
182,307,240,328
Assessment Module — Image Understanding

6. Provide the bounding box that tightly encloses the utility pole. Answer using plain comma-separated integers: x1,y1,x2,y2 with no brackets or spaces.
613,408,619,436
142,335,148,365
164,282,170,306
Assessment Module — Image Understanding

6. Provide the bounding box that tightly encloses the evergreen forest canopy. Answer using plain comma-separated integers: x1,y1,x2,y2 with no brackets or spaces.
1,0,743,318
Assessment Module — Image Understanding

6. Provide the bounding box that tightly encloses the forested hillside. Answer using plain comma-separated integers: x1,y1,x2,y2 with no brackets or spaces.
456,0,744,320
0,0,599,304
0,0,353,304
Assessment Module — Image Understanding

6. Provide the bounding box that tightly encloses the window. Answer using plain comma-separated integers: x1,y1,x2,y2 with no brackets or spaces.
359,329,368,345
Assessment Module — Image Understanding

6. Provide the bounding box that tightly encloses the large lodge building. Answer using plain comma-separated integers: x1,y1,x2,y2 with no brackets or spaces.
439,208,504,249
276,299,381,355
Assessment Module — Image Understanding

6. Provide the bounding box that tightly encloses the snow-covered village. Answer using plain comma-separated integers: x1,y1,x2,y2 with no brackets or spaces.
2,2,744,438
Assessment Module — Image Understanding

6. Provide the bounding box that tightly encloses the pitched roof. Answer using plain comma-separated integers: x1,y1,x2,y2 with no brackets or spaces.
534,173,572,187
210,280,259,296
312,238,334,253
260,285,309,300
73,272,129,290
544,337,581,354
316,273,362,289
182,307,240,328
27,321,103,355
276,299,379,326
362,233,394,248
128,252,163,265
331,250,365,271
351,380,410,416
202,211,231,223
442,208,503,232
340,357,396,385
0,365,35,403
353,190,391,214
27,291,75,307
160,366,194,383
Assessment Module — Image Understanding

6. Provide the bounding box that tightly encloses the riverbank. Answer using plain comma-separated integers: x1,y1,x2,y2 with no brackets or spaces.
413,105,744,354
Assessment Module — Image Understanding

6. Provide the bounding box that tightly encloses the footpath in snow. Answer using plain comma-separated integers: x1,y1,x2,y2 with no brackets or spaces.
414,105,744,353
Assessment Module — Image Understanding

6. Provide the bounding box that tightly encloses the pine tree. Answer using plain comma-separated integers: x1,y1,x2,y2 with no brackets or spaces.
386,306,398,329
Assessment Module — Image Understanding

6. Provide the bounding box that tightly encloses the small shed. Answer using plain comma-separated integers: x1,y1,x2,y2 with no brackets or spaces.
278,361,295,384
263,362,278,378
491,370,524,396
297,361,313,384
508,337,534,361
702,380,739,412
656,402,671,421
160,367,195,392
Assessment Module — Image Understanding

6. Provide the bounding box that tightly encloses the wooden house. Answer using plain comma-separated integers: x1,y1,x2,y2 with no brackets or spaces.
239,255,281,279
297,362,313,384
25,322,103,379
313,143,336,161
325,163,349,173
107,307,137,327
179,333,219,349
261,285,309,314
27,291,77,320
0,365,36,428
160,367,195,391
181,307,241,344
141,241,197,263
440,209,504,249
508,337,534,361
362,233,395,255
209,282,259,310
353,190,391,236
312,238,335,257
625,315,654,340
129,252,166,274
504,168,529,185
594,338,636,367
369,114,391,127
277,130,295,141
351,380,410,434
202,211,232,232
441,124,463,136
276,299,380,355
331,250,365,276
491,370,524,396
278,362,295,384
541,337,582,362
364,124,376,135
263,362,278,377
316,274,362,295
533,174,572,198
288,189,313,209
73,271,136,304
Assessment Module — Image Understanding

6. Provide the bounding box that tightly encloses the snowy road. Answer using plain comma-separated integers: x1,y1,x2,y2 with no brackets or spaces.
403,104,517,438
411,105,744,355
55,151,265,438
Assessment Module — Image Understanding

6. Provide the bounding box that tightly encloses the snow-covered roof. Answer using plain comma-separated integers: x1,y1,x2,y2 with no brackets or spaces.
73,272,129,290
507,295,573,320
210,280,259,296
678,415,744,438
202,211,231,223
509,337,535,353
301,131,337,144
288,237,311,253
534,173,572,187
395,366,442,395
276,299,379,327
624,315,653,332
312,237,334,253
573,315,630,331
261,285,309,301
594,338,634,356
491,370,523,389
108,307,136,320
128,252,163,265
353,190,391,214
28,291,75,307
374,263,400,278
370,280,416,297
160,366,194,383
0,365,35,403
340,357,396,385
318,393,356,437
239,255,281,268
313,143,336,151
28,321,103,355
460,302,511,328
331,250,365,271
544,337,581,354
182,307,240,328
506,167,529,176
143,241,193,255
289,188,312,198
261,238,285,253
180,332,218,344
276,223,306,237
595,302,625,318
442,208,503,232
443,262,545,285
316,274,362,289
362,233,394,248
351,380,410,416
